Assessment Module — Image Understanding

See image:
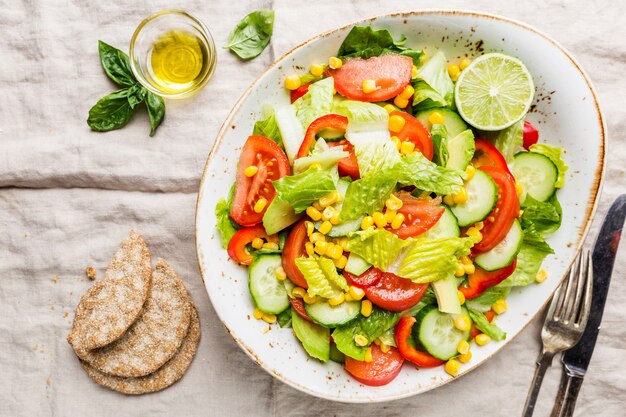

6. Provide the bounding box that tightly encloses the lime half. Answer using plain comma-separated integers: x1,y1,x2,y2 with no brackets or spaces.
455,53,534,131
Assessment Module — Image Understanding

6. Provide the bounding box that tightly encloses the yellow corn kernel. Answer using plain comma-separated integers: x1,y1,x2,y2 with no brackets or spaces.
284,75,301,90
253,308,264,320
455,263,467,277
303,293,317,304
411,64,419,78
386,194,403,211
460,58,471,70
391,213,405,230
330,212,341,225
443,194,456,206
251,238,265,249
319,191,340,207
349,286,365,301
254,197,268,213
457,290,466,305
292,287,306,298
244,165,258,177
475,333,491,346
362,79,377,94
327,244,343,260
487,216,496,223
305,241,315,257
361,216,374,230
322,206,336,221
310,232,325,243
448,64,461,81
329,56,342,69
400,84,415,99
393,95,409,109
466,227,483,243
516,182,524,196
380,342,391,353
383,104,396,114
310,63,325,77
344,292,354,302
306,206,322,221
373,338,381,346
388,114,407,133
400,141,416,155
314,240,329,255
334,255,348,269
335,237,349,248
354,334,368,347
465,165,476,180
328,292,345,306
262,313,277,324
318,220,333,235
361,300,373,317
305,221,315,236
492,298,508,315
453,315,471,332
458,351,472,363
474,221,484,231
392,136,402,150
452,187,468,204
364,347,373,363
445,359,461,376
263,242,279,250
428,111,445,125
275,266,287,281
384,209,397,223
464,263,476,275
460,256,472,265
536,269,548,283
372,212,388,228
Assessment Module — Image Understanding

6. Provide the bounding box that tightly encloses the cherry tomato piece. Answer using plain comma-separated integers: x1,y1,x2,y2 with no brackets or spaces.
364,271,428,312
345,344,405,386
282,219,309,288
386,192,444,239
523,121,539,149
343,267,382,289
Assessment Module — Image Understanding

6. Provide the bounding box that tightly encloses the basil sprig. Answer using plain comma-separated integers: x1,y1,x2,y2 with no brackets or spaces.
87,41,165,136
225,10,274,60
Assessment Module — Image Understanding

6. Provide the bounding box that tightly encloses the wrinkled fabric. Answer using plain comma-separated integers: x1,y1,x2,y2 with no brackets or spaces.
0,0,624,416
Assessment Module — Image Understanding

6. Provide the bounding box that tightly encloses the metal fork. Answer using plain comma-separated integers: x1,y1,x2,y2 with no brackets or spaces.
521,250,593,417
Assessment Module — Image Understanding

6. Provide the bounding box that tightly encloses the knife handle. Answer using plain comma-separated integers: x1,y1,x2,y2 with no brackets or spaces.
550,372,585,417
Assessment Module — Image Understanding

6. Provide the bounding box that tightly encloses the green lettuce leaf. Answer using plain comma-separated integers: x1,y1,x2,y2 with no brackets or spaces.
344,228,410,271
293,140,349,174
521,194,562,237
468,309,506,341
480,120,523,163
273,166,336,213
214,185,239,248
293,77,335,130
529,144,568,187
413,51,455,109
295,256,348,298
340,171,398,221
465,287,510,313
397,152,464,195
276,307,293,328
446,129,476,170
274,104,304,163
337,25,424,64
253,110,283,148
377,328,397,347
430,124,449,167
332,307,399,360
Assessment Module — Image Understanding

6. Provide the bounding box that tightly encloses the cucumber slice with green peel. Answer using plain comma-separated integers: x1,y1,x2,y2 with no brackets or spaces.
304,300,361,328
450,170,498,227
249,255,290,314
421,207,460,239
511,152,558,202
416,108,469,137
329,343,346,363
344,253,371,276
414,305,471,360
292,309,330,362
474,219,523,271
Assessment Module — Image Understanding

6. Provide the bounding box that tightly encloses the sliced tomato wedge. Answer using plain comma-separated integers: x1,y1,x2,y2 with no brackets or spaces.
364,270,428,312
472,139,511,175
459,259,517,299
473,166,520,252
296,114,349,158
343,267,382,289
282,219,308,288
395,316,446,367
227,225,270,265
344,344,404,386
389,111,434,160
289,297,314,323
329,54,413,102
470,310,495,340
386,192,444,239
230,136,290,226
290,82,310,103
328,140,360,180
523,121,539,149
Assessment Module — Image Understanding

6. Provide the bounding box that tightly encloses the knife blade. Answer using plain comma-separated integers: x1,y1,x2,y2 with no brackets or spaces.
551,194,626,417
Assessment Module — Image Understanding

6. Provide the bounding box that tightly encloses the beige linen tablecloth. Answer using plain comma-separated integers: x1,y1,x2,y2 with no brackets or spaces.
1,1,624,416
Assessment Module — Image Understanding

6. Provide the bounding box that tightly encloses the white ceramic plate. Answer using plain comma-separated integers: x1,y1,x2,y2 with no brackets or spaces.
196,10,605,402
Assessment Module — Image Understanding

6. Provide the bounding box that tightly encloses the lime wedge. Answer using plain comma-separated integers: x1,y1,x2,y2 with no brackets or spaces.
455,53,534,131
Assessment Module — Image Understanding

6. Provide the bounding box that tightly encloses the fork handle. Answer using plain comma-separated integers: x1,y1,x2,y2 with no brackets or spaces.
550,372,585,417
522,352,555,417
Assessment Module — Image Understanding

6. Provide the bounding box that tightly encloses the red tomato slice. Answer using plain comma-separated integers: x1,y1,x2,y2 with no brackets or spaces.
328,140,360,180
389,111,434,160
395,316,445,367
345,344,404,386
343,267,382,289
290,83,310,103
282,219,309,288
289,297,314,323
523,121,539,149
230,136,290,226
227,225,269,265
386,192,444,239
474,167,520,252
470,310,495,339
330,55,413,102
364,270,428,312
459,259,517,299
472,139,511,175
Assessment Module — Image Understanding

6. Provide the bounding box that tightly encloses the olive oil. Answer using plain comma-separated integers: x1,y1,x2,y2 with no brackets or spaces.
149,30,208,94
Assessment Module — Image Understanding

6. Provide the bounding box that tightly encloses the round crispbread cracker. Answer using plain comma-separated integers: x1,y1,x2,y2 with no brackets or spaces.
82,304,201,395
68,231,152,353
78,258,192,377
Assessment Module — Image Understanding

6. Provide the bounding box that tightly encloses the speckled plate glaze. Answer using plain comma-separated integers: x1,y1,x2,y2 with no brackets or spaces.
196,10,605,402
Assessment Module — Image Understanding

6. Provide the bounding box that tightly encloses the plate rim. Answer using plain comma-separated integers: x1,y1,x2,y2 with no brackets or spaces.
194,9,606,402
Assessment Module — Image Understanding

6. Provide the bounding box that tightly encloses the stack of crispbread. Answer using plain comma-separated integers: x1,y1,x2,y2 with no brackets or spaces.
67,231,200,395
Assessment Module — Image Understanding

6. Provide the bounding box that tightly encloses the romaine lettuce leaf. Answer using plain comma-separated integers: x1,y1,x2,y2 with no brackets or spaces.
295,256,348,298
430,123,449,167
377,328,397,347
215,185,239,248
293,77,335,130
468,309,506,341
344,228,410,271
253,109,283,148
337,25,424,64
521,194,562,237
293,139,349,174
276,307,293,328
332,307,399,360
397,152,464,195
465,287,510,313
411,80,447,110
480,120,523,163
529,143,568,187
274,105,305,163
413,51,455,108
339,171,397,221
273,166,336,213
446,129,476,171
334,99,389,135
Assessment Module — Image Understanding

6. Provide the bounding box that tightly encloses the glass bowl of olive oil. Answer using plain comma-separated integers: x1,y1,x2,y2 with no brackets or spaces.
130,10,217,99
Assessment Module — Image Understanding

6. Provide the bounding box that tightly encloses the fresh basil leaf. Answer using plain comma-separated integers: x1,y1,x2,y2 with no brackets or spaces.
126,84,146,109
225,10,274,60
145,91,165,136
337,25,424,64
98,41,136,87
215,185,239,249
87,88,135,132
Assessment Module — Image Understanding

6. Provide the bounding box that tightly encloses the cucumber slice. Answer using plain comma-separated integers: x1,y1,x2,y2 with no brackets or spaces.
248,255,290,314
450,170,498,227
292,309,330,362
344,253,371,276
474,219,523,271
329,343,346,363
414,305,471,360
304,300,361,328
416,108,469,137
511,152,558,202
421,207,460,239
